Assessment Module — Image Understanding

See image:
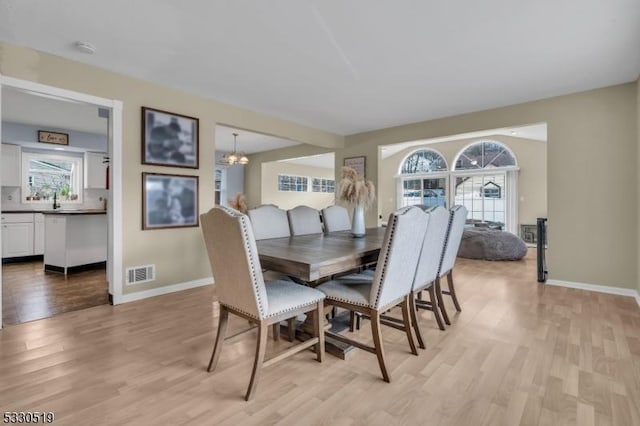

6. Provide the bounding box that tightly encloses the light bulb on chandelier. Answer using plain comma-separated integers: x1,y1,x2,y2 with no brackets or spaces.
224,133,248,165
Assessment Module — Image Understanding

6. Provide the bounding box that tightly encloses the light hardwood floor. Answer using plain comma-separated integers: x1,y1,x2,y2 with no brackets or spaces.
1,252,639,425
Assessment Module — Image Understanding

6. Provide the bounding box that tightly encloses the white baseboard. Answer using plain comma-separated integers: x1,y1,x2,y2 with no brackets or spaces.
546,279,638,299
115,277,213,304
636,290,640,308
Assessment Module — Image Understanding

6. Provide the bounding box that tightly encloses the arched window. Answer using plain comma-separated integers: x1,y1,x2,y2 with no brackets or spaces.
398,149,448,209
454,141,516,170
452,141,518,233
400,149,447,174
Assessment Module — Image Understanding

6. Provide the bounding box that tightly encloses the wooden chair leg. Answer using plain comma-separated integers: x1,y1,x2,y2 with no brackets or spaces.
314,303,325,363
245,321,268,401
349,311,356,332
409,292,426,349
356,313,361,330
207,306,229,372
435,277,451,326
287,318,296,342
272,323,280,341
428,285,446,331
401,296,418,355
370,311,391,383
447,271,462,312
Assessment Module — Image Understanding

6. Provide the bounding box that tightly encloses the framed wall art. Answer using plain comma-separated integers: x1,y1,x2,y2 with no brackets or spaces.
142,173,199,230
142,107,199,168
344,156,366,178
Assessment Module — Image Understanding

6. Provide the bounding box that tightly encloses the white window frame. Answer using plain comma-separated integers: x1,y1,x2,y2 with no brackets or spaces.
277,174,309,192
311,177,335,193
395,171,450,210
21,151,84,205
450,166,519,233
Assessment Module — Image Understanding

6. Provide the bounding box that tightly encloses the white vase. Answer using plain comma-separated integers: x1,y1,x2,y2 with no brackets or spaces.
351,204,366,238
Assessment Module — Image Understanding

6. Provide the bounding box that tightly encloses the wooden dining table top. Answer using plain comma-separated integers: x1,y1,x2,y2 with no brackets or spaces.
255,227,386,282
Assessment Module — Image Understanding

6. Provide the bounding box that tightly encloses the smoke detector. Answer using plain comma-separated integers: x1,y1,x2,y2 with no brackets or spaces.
74,41,96,54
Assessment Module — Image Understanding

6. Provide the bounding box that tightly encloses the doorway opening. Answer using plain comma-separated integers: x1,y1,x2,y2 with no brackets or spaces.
0,77,123,327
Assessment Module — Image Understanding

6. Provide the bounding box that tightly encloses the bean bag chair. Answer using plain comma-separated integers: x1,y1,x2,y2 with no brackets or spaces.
458,227,527,260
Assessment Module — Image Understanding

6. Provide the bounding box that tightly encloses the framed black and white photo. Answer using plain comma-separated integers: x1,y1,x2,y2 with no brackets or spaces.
142,107,199,168
344,156,366,178
143,173,199,230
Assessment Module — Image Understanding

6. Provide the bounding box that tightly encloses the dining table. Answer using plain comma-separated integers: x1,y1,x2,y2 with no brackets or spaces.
255,227,387,359
255,227,386,282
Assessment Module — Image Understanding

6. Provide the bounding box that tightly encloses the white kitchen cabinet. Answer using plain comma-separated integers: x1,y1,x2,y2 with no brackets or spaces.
44,213,107,274
1,143,21,187
1,213,34,258
84,152,108,189
34,213,45,255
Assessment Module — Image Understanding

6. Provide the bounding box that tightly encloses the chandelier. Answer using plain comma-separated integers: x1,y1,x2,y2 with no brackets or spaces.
224,132,249,165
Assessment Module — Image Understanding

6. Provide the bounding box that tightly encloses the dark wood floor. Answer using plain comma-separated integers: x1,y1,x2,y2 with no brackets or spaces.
2,260,108,325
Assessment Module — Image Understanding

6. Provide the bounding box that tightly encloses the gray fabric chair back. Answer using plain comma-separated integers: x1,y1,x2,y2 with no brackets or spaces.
287,205,323,236
247,205,291,240
413,206,450,290
369,206,428,309
439,205,468,276
200,206,269,320
321,205,351,233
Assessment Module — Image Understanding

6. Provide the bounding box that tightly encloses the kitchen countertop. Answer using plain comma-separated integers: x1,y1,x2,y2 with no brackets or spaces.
2,209,107,215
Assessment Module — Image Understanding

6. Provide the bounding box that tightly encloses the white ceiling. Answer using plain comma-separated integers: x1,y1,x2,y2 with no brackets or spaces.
215,125,301,154
0,1,638,135
2,86,108,134
380,123,547,159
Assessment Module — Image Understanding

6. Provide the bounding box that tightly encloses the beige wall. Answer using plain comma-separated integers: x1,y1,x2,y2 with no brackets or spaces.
379,135,547,228
343,83,637,289
245,144,334,207
4,41,636,293
0,42,343,294
261,162,334,210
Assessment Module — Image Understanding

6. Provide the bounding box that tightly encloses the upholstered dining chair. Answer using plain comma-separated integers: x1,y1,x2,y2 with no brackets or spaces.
287,205,323,236
247,204,291,240
435,205,468,325
200,206,325,401
246,204,297,340
410,206,450,347
316,206,428,382
321,205,351,233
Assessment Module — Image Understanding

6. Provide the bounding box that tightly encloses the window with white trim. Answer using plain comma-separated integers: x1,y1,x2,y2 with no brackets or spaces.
312,178,335,193
21,151,83,204
452,141,518,232
278,174,308,192
397,148,448,209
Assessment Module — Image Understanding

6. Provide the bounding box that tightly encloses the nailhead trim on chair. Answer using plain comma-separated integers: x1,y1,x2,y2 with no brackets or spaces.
437,207,455,277
221,302,259,320
264,298,323,318
372,206,413,308
219,206,267,319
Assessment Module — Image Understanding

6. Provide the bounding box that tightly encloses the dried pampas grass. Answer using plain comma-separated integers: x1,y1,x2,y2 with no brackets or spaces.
337,166,376,209
228,192,248,213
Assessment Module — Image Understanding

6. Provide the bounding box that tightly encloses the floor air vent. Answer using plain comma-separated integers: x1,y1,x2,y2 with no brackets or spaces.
126,265,155,285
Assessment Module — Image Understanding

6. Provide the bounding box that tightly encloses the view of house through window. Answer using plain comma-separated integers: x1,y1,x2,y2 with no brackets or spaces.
454,174,506,227
397,141,518,232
